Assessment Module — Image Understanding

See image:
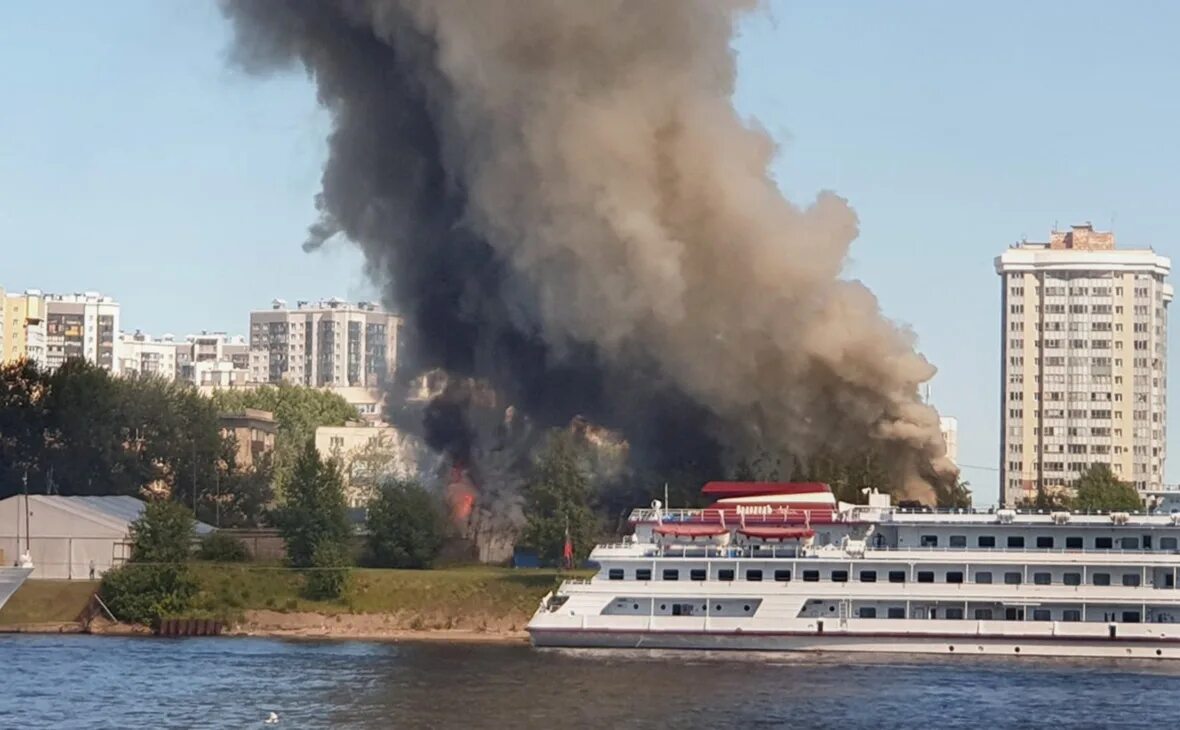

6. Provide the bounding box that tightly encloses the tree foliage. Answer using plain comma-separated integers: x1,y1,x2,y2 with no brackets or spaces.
934,479,973,509
197,532,250,562
272,441,351,569
304,540,351,600
1072,464,1143,512
364,478,446,569
100,499,198,625
210,383,358,493
520,430,599,564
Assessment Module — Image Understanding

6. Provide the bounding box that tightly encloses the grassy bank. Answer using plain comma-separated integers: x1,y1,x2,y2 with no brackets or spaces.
0,580,99,626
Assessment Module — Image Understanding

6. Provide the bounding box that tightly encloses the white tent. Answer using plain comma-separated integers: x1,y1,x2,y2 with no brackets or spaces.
0,495,214,580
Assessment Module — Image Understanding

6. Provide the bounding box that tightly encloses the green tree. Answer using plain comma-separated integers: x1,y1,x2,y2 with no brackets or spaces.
272,441,351,568
934,478,973,509
364,478,446,569
304,540,351,600
520,430,598,564
197,531,250,562
211,383,358,493
99,500,198,625
1072,464,1143,512
0,359,49,497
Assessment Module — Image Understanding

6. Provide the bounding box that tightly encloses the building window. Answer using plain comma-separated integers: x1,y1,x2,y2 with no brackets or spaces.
858,607,877,619
746,569,763,582
1033,609,1052,622
690,569,706,581
950,535,967,548
1036,536,1054,549
917,571,935,583
1063,573,1081,586
887,607,906,619
774,569,791,582
975,609,994,620
636,569,651,581
1096,537,1113,549
1066,537,1083,550
662,569,679,581
1122,574,1141,587
888,571,906,583
978,536,996,548
803,570,820,582
718,569,735,581
831,570,849,583
974,571,993,584
946,571,964,584
1062,610,1082,622
1033,572,1051,585
859,570,877,583
608,569,624,581
920,535,938,547
1004,572,1022,585
1092,573,1111,586
1007,536,1025,548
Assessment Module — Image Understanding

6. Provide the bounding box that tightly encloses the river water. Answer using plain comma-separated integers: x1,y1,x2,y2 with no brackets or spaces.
2,635,1175,728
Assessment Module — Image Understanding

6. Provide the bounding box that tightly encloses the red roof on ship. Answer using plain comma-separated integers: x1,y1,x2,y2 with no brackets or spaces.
700,481,832,499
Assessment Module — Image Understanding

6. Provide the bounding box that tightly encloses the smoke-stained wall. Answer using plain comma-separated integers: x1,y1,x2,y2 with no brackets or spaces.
222,0,956,499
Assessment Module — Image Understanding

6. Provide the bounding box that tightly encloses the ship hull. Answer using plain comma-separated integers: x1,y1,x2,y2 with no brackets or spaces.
529,626,1180,659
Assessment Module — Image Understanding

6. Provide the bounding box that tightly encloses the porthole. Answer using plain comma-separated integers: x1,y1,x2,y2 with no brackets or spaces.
829,606,836,612
1014,647,1021,654
1157,649,1163,656
633,603,639,610
948,646,955,652
660,604,666,611
715,604,722,612
744,605,751,612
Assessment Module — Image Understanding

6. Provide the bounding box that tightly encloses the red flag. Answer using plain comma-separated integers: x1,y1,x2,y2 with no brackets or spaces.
562,524,573,569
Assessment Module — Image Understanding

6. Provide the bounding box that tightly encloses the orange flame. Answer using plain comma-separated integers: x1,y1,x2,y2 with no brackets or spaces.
445,466,478,526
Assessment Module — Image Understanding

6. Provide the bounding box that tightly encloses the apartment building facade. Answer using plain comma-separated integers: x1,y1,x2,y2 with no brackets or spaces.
45,292,120,373
996,224,1172,505
249,299,401,388
1,289,47,366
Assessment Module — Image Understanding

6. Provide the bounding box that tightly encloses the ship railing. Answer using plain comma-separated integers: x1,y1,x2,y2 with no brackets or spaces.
628,507,839,524
867,546,1180,555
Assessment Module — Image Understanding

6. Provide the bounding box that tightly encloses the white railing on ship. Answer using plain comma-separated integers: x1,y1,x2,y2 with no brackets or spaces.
628,507,841,524
593,544,1180,560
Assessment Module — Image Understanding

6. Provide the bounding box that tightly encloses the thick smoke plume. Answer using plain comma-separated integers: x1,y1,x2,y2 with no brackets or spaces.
222,0,956,500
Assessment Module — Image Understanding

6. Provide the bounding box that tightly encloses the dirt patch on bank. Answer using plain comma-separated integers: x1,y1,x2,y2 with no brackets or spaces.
227,610,529,642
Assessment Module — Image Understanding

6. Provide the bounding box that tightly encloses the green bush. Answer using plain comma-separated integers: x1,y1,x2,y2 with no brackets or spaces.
303,540,351,600
364,478,446,569
197,532,250,562
100,563,198,625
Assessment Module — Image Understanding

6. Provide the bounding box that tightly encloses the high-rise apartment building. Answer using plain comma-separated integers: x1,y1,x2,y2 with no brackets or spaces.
0,289,47,366
45,292,120,373
249,299,401,388
996,224,1171,505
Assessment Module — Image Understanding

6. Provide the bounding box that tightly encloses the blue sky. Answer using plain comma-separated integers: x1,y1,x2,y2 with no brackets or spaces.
3,1,1179,504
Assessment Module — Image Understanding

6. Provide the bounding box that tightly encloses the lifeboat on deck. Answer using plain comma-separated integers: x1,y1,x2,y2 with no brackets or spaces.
654,523,731,546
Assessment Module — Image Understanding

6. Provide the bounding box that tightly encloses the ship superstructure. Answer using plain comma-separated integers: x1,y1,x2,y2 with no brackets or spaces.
528,482,1180,658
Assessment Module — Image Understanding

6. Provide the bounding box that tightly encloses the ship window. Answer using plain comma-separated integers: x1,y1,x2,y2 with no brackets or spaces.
858,607,877,618
1066,537,1083,549
662,569,679,581
917,571,934,583
1036,536,1054,548
803,570,820,582
978,536,996,548
920,535,938,547
1122,573,1141,587
974,609,993,620
1005,608,1024,621
1007,536,1025,548
888,571,906,583
946,608,964,620
774,569,792,582
1096,537,1113,549
1063,572,1081,586
1033,572,1051,585
1120,537,1140,550
946,571,964,584
1033,609,1052,621
887,607,905,619
950,535,967,548
746,569,763,582
1162,537,1179,550
832,570,849,583
1122,611,1142,624
1092,572,1111,586
1003,572,1022,585
608,569,625,581
1143,535,1152,549
718,569,735,581
690,569,707,581
636,569,652,581
974,571,993,584
859,570,877,583
1062,610,1082,622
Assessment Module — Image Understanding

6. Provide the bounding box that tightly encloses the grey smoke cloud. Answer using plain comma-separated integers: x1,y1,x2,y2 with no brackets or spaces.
222,0,956,498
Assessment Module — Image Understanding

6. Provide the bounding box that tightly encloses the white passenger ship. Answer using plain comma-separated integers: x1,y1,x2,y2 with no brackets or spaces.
528,482,1180,659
